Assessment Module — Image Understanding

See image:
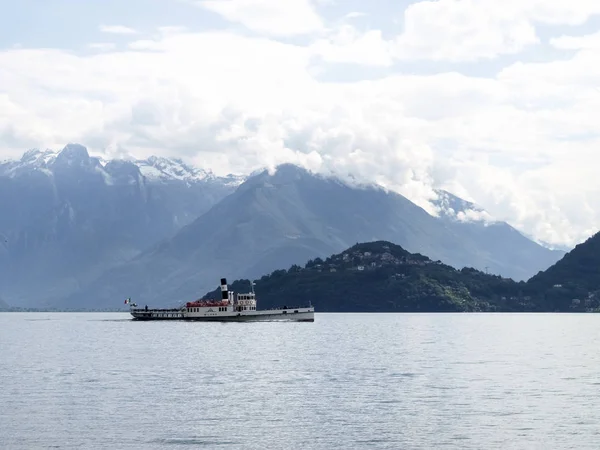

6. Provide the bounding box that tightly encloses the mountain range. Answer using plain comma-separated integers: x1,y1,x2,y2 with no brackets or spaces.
0,144,566,309
0,144,241,307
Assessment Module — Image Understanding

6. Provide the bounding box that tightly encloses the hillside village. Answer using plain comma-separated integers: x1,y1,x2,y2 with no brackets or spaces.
302,242,440,275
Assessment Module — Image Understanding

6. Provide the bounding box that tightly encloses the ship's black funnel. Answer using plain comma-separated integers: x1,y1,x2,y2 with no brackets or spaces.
220,278,228,300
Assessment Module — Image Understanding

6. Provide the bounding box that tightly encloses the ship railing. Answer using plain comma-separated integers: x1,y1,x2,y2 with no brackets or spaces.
130,308,183,313
264,305,313,311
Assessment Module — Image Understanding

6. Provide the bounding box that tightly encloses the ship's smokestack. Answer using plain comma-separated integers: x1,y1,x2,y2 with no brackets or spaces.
220,278,228,301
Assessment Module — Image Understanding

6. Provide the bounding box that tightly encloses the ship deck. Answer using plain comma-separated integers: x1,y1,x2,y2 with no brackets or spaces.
130,306,314,322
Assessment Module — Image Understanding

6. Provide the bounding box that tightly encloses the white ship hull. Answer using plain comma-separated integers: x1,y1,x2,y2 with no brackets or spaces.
130,307,314,322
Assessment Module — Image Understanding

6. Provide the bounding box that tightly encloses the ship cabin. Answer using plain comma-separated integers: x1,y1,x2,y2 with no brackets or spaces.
185,299,230,315
236,292,257,312
183,290,257,317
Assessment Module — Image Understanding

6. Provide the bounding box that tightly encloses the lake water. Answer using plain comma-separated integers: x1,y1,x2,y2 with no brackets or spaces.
1,313,600,449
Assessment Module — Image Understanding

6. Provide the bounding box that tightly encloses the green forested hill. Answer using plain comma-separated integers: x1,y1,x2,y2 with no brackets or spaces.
525,232,600,310
203,241,523,312
203,239,600,313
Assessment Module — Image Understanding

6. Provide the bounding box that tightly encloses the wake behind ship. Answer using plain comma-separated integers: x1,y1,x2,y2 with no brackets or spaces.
128,278,314,322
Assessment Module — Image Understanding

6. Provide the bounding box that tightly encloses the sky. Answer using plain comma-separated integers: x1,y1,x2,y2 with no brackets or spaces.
1,0,600,249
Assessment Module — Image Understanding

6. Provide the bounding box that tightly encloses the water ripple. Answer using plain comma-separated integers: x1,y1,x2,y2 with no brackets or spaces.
1,312,600,449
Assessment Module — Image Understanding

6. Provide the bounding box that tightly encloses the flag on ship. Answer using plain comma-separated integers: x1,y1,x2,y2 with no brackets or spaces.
124,298,131,304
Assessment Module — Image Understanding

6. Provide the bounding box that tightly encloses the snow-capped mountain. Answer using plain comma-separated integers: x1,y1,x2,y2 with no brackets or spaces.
0,143,243,308
0,148,58,177
432,189,496,224
0,145,246,186
136,155,213,183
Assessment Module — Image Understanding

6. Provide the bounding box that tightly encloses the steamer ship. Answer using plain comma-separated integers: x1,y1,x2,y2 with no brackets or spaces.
128,278,314,322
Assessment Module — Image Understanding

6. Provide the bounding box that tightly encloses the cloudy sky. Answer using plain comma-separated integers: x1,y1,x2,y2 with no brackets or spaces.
1,0,599,248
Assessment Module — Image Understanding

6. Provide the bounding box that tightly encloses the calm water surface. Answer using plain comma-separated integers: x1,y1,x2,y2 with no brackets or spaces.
1,313,600,449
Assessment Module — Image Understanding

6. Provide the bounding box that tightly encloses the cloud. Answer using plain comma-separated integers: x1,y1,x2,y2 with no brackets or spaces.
550,31,600,50
393,0,538,61
99,25,137,35
392,0,600,61
88,43,117,52
1,3,600,248
310,25,393,66
196,0,323,36
343,12,366,20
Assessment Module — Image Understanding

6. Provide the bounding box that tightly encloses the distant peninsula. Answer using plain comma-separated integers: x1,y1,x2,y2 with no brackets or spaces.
202,236,600,313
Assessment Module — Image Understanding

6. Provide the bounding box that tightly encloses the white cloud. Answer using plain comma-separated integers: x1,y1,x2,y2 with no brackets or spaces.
392,0,600,61
310,25,393,66
550,31,600,50
197,0,323,36
99,25,137,34
393,0,538,61
1,2,600,248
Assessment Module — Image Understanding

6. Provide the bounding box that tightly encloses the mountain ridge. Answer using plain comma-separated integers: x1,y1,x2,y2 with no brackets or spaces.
62,163,563,310
0,146,566,309
0,145,245,186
